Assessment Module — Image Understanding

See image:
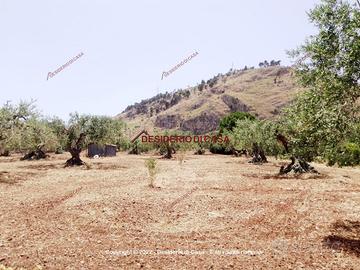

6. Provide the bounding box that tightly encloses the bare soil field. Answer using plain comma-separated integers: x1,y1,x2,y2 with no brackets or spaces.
0,153,359,269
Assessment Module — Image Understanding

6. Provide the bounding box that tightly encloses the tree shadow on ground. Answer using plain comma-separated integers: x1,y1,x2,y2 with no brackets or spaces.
242,173,329,180
323,220,360,257
90,163,128,170
0,171,38,185
19,163,60,171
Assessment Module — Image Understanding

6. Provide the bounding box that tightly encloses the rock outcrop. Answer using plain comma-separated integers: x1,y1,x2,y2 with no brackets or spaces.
221,94,250,112
180,112,221,134
154,115,181,129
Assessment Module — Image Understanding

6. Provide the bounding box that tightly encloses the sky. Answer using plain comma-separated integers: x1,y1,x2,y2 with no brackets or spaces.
0,0,319,120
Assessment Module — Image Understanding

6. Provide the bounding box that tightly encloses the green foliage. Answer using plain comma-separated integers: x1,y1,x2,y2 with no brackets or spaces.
283,0,360,165
291,0,360,95
231,119,283,156
281,91,355,161
208,131,232,154
209,143,232,155
129,140,153,154
118,139,132,151
0,100,37,142
205,111,251,155
219,112,256,133
0,102,127,154
330,142,360,167
0,101,57,153
67,113,127,149
153,130,196,154
145,157,157,187
194,142,206,155
326,123,360,166
10,118,60,152
45,117,67,151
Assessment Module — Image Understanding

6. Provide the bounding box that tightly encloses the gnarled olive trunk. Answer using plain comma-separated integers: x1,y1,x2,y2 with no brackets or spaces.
276,131,318,174
280,156,318,174
249,143,267,164
163,142,175,159
21,144,48,160
65,133,86,167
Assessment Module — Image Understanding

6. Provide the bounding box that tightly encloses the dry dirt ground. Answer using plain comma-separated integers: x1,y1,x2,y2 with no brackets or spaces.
0,152,359,269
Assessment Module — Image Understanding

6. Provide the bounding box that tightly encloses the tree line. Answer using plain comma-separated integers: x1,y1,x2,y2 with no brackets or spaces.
1,0,358,168
0,102,128,157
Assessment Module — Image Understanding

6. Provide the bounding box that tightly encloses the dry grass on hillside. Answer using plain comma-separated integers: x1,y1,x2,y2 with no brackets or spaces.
122,66,304,132
0,153,359,269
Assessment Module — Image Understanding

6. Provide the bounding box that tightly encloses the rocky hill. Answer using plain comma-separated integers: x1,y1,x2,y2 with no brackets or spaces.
117,66,303,134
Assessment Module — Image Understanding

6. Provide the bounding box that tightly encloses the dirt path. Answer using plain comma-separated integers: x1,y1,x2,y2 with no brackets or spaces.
0,153,359,269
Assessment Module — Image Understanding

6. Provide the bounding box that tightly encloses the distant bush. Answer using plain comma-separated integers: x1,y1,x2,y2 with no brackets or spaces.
209,143,232,155
198,80,206,91
118,139,132,151
219,112,256,133
331,142,360,167
259,60,281,67
207,77,218,88
128,140,152,154
183,90,191,98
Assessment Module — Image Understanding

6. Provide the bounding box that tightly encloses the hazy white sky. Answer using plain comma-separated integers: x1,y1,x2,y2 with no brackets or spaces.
0,0,319,120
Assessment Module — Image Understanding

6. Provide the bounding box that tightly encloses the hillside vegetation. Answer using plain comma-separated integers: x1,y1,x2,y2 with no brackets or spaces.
117,66,303,134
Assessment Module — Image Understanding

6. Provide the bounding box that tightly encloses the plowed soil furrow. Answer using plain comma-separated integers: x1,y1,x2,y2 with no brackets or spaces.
0,153,359,270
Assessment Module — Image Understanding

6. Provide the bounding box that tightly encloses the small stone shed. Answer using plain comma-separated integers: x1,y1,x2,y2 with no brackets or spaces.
88,143,117,157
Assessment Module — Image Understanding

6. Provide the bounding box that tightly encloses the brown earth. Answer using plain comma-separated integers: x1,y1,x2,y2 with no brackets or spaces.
0,153,359,269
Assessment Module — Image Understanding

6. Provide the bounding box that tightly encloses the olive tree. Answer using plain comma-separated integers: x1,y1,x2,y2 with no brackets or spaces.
283,0,360,165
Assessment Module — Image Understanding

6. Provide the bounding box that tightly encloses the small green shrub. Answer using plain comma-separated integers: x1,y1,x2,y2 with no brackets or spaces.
145,158,158,188
129,141,153,155
329,142,360,167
